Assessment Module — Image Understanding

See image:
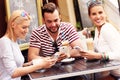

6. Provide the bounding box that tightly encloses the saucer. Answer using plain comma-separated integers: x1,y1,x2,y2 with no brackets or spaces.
61,58,75,63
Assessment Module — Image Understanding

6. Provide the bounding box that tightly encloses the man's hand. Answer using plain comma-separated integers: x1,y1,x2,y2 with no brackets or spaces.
56,52,68,62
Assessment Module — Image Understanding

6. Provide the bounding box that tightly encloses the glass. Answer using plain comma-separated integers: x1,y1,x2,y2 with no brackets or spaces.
84,28,94,51
86,38,94,51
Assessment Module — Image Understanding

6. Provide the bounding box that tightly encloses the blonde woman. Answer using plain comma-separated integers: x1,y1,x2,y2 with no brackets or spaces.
0,10,56,80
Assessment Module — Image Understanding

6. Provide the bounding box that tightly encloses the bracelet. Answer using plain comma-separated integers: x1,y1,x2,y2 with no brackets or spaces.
101,52,109,61
105,53,109,61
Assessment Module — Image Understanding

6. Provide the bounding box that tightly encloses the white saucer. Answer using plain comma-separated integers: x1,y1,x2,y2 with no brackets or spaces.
61,58,75,63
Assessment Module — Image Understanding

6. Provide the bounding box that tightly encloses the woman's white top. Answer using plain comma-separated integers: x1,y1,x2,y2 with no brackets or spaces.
0,36,24,80
94,22,120,76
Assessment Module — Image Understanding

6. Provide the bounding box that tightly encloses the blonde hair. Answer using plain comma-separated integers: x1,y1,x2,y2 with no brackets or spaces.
6,10,31,41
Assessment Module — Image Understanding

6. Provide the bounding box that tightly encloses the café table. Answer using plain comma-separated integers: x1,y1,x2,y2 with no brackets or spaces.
28,58,120,80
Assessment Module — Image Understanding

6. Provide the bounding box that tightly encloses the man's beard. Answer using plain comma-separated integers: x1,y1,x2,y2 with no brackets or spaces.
46,26,59,33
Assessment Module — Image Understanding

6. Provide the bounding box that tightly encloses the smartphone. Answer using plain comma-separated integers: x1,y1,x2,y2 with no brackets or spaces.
59,46,70,57
53,52,60,59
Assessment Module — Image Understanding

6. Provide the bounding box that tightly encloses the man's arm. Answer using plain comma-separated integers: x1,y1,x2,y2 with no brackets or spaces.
28,47,41,61
69,38,83,57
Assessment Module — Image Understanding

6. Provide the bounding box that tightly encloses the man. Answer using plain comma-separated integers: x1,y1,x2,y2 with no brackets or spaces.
28,2,83,62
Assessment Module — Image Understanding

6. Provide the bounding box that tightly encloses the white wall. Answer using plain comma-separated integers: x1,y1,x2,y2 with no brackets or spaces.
109,0,119,8
104,0,120,28
78,0,93,28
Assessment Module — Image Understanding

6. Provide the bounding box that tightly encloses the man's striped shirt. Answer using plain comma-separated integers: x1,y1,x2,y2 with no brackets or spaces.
29,22,80,57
